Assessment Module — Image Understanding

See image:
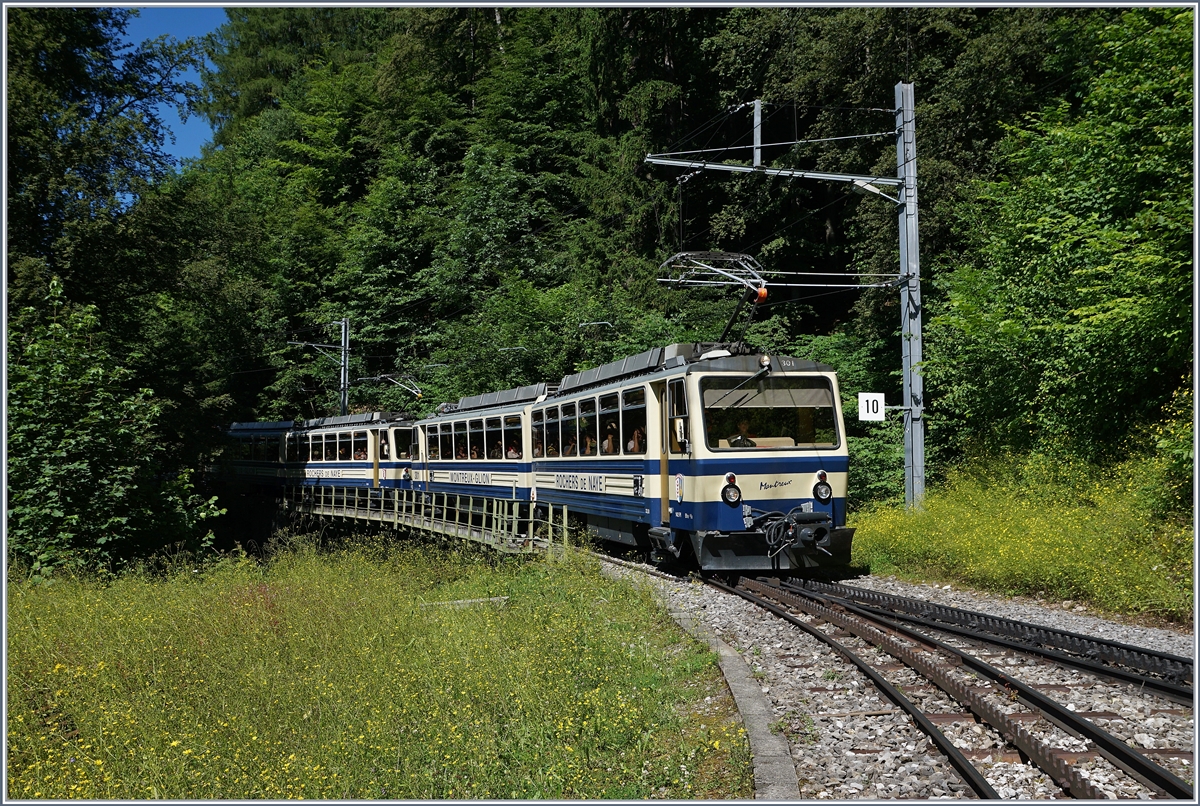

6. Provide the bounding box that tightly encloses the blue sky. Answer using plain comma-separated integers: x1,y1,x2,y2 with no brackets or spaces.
123,5,229,163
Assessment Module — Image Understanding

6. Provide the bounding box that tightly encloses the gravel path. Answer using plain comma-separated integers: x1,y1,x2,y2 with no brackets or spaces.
627,568,1195,799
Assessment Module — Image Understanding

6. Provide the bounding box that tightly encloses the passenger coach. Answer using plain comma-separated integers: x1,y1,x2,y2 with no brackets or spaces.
225,341,853,573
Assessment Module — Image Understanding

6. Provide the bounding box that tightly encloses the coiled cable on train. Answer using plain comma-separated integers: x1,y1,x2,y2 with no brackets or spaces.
760,511,790,558
758,507,834,558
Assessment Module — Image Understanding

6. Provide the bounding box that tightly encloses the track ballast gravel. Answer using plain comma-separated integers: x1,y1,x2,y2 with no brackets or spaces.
622,568,1195,800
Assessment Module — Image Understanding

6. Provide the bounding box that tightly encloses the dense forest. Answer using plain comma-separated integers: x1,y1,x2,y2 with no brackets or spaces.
7,7,1193,575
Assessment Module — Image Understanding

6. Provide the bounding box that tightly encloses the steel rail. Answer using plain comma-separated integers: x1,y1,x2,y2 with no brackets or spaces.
706,578,1002,799
787,587,1193,705
794,579,1193,684
765,581,1193,800
740,578,1108,799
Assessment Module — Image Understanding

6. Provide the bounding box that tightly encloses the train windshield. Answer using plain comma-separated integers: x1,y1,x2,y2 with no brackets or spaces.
700,375,839,450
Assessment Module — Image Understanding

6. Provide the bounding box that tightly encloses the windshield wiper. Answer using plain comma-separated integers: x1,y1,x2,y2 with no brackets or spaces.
705,366,769,410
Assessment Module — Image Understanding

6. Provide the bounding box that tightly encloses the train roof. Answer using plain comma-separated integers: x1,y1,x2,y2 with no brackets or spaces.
228,411,416,436
230,343,836,432
423,342,834,420
298,411,415,431
229,420,295,435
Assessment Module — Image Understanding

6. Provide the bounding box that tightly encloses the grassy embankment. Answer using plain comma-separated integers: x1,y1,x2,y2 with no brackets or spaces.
851,454,1193,622
7,539,752,799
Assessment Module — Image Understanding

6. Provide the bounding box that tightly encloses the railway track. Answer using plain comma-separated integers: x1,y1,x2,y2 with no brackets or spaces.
712,576,1194,799
788,578,1193,703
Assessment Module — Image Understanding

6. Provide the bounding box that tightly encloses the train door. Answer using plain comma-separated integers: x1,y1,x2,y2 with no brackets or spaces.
370,429,381,488
666,377,690,528
417,424,430,493
655,383,670,525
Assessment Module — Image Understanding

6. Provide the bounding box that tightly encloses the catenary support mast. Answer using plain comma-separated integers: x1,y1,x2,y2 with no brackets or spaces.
896,83,924,505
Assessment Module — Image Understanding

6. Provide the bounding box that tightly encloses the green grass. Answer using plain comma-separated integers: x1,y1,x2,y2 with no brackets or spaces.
7,537,752,799
850,454,1193,622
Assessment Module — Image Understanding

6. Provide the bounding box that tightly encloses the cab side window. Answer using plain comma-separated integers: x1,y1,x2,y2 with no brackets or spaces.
668,378,688,454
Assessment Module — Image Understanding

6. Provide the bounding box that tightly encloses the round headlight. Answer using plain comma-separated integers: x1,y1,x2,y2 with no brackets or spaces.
721,483,742,507
813,481,833,504
759,354,771,368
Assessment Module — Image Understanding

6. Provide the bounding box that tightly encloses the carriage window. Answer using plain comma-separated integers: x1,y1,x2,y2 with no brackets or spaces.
233,439,250,460
532,411,544,458
440,424,454,462
545,406,560,457
468,419,484,460
427,425,441,460
486,417,503,459
579,399,597,456
599,394,620,455
324,434,338,461
701,375,839,450
378,431,391,460
452,421,468,460
286,435,298,462
504,415,522,459
560,403,578,456
353,431,368,461
299,434,310,462
336,432,350,461
622,388,647,454
393,427,411,460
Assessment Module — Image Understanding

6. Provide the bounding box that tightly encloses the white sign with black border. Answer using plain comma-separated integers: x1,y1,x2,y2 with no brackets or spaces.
858,392,885,422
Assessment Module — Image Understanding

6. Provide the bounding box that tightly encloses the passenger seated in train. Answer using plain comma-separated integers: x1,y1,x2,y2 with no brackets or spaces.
602,422,618,454
582,433,597,456
456,443,467,460
353,448,367,460
507,442,521,459
626,426,644,453
490,441,503,459
532,440,543,457
470,445,480,459
563,435,577,456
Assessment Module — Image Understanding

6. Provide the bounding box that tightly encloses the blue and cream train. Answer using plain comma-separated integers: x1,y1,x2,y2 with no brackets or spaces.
225,342,854,572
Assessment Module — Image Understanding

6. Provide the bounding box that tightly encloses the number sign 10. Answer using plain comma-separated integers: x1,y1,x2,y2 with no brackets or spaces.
858,392,885,422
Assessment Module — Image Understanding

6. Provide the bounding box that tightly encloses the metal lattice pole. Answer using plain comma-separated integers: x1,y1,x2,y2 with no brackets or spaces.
896,82,925,507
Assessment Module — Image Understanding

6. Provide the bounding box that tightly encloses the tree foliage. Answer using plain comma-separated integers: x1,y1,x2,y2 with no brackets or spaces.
7,285,222,578
6,7,1193,572
927,8,1193,464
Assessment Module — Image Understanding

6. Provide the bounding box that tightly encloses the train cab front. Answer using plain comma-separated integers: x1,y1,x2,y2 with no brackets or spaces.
668,353,855,574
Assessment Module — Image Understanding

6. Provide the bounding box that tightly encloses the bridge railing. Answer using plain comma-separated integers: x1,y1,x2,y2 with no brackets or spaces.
284,486,573,554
